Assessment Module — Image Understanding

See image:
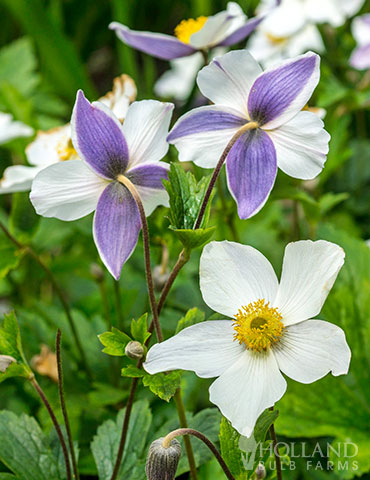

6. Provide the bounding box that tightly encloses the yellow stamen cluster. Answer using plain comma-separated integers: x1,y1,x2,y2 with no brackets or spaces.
233,299,284,352
266,32,288,46
57,138,77,161
174,16,207,44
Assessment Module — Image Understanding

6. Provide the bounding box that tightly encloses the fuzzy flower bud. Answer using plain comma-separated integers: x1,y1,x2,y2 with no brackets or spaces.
145,437,181,480
0,355,16,373
125,341,144,360
255,463,266,479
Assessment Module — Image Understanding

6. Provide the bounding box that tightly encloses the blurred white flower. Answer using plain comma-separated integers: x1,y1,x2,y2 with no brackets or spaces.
0,74,137,194
0,113,33,145
350,14,370,70
248,0,365,66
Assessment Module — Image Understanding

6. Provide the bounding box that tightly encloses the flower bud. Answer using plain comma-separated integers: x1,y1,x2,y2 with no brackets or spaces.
153,265,170,292
255,463,266,479
0,355,16,373
125,341,144,360
145,437,181,480
90,263,104,282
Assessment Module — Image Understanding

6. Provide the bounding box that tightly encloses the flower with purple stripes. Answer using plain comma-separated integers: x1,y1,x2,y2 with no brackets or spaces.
350,14,370,70
167,50,330,219
30,91,174,280
109,2,264,61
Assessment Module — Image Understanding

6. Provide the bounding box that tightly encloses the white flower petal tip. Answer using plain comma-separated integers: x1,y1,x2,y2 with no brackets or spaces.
274,240,345,326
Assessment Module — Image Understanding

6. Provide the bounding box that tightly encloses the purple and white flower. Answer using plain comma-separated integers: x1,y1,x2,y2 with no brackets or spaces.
350,14,370,70
167,50,330,219
0,75,137,195
30,91,174,280
109,2,263,61
144,239,351,437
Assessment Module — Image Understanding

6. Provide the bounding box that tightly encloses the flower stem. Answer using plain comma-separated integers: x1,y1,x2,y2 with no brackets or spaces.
113,279,124,329
162,427,235,480
56,330,79,480
269,407,282,480
173,389,198,480
117,175,163,342
194,122,259,230
30,375,72,480
0,221,92,381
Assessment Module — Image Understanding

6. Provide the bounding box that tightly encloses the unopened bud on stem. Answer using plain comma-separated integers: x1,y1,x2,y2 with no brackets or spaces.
125,341,144,360
255,463,266,479
145,437,181,480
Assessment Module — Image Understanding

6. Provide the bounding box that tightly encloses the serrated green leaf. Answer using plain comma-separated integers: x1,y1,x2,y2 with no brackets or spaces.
9,192,40,243
98,327,131,357
130,313,150,344
0,311,31,383
142,370,182,402
176,307,205,334
121,365,144,378
0,411,63,480
170,226,216,250
219,416,245,479
91,400,152,480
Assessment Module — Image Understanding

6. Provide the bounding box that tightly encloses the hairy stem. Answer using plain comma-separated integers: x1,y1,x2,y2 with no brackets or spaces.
30,376,72,480
194,122,259,230
174,389,198,480
0,221,92,381
56,330,79,480
162,428,235,480
269,407,282,480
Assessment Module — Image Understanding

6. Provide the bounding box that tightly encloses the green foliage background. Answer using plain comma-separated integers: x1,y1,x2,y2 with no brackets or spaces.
0,0,369,479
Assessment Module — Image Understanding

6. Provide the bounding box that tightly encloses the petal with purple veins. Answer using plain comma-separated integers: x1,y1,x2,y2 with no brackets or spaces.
71,90,129,179
248,52,320,129
93,181,141,279
218,17,263,46
226,128,277,219
109,22,196,60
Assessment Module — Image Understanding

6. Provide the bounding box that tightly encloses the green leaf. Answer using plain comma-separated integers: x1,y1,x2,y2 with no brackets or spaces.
253,408,279,443
121,365,144,378
9,192,40,243
0,311,31,383
0,411,63,480
91,400,152,480
142,370,182,402
170,226,216,250
98,327,131,357
219,416,245,479
163,163,213,231
0,228,24,279
176,307,205,334
130,313,150,344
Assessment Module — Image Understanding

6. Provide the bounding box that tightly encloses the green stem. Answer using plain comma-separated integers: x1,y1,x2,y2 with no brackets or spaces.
113,279,123,330
0,221,92,381
269,407,282,480
174,389,198,480
56,330,79,480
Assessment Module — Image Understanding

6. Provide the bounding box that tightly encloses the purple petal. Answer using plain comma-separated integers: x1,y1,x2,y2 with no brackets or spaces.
248,53,319,128
219,17,263,46
93,181,141,279
71,90,129,179
226,128,277,219
126,163,168,189
167,106,246,142
350,44,370,70
109,22,196,60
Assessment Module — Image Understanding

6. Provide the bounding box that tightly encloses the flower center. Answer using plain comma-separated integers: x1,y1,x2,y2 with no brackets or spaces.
265,32,288,46
233,299,284,352
174,16,208,44
57,138,77,161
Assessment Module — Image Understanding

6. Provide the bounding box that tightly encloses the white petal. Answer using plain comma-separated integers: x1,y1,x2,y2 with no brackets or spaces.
135,185,169,216
209,349,287,437
122,100,174,167
26,125,77,167
200,241,279,318
266,111,330,180
154,53,204,101
352,14,370,46
98,74,137,121
30,160,108,221
197,50,262,117
274,240,345,326
144,320,244,378
273,319,351,383
260,0,306,38
0,165,41,194
0,113,33,144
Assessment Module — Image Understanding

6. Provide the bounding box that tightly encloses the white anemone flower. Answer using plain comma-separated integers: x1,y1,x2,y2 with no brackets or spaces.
0,74,136,194
248,0,365,66
0,113,33,145
144,240,351,437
